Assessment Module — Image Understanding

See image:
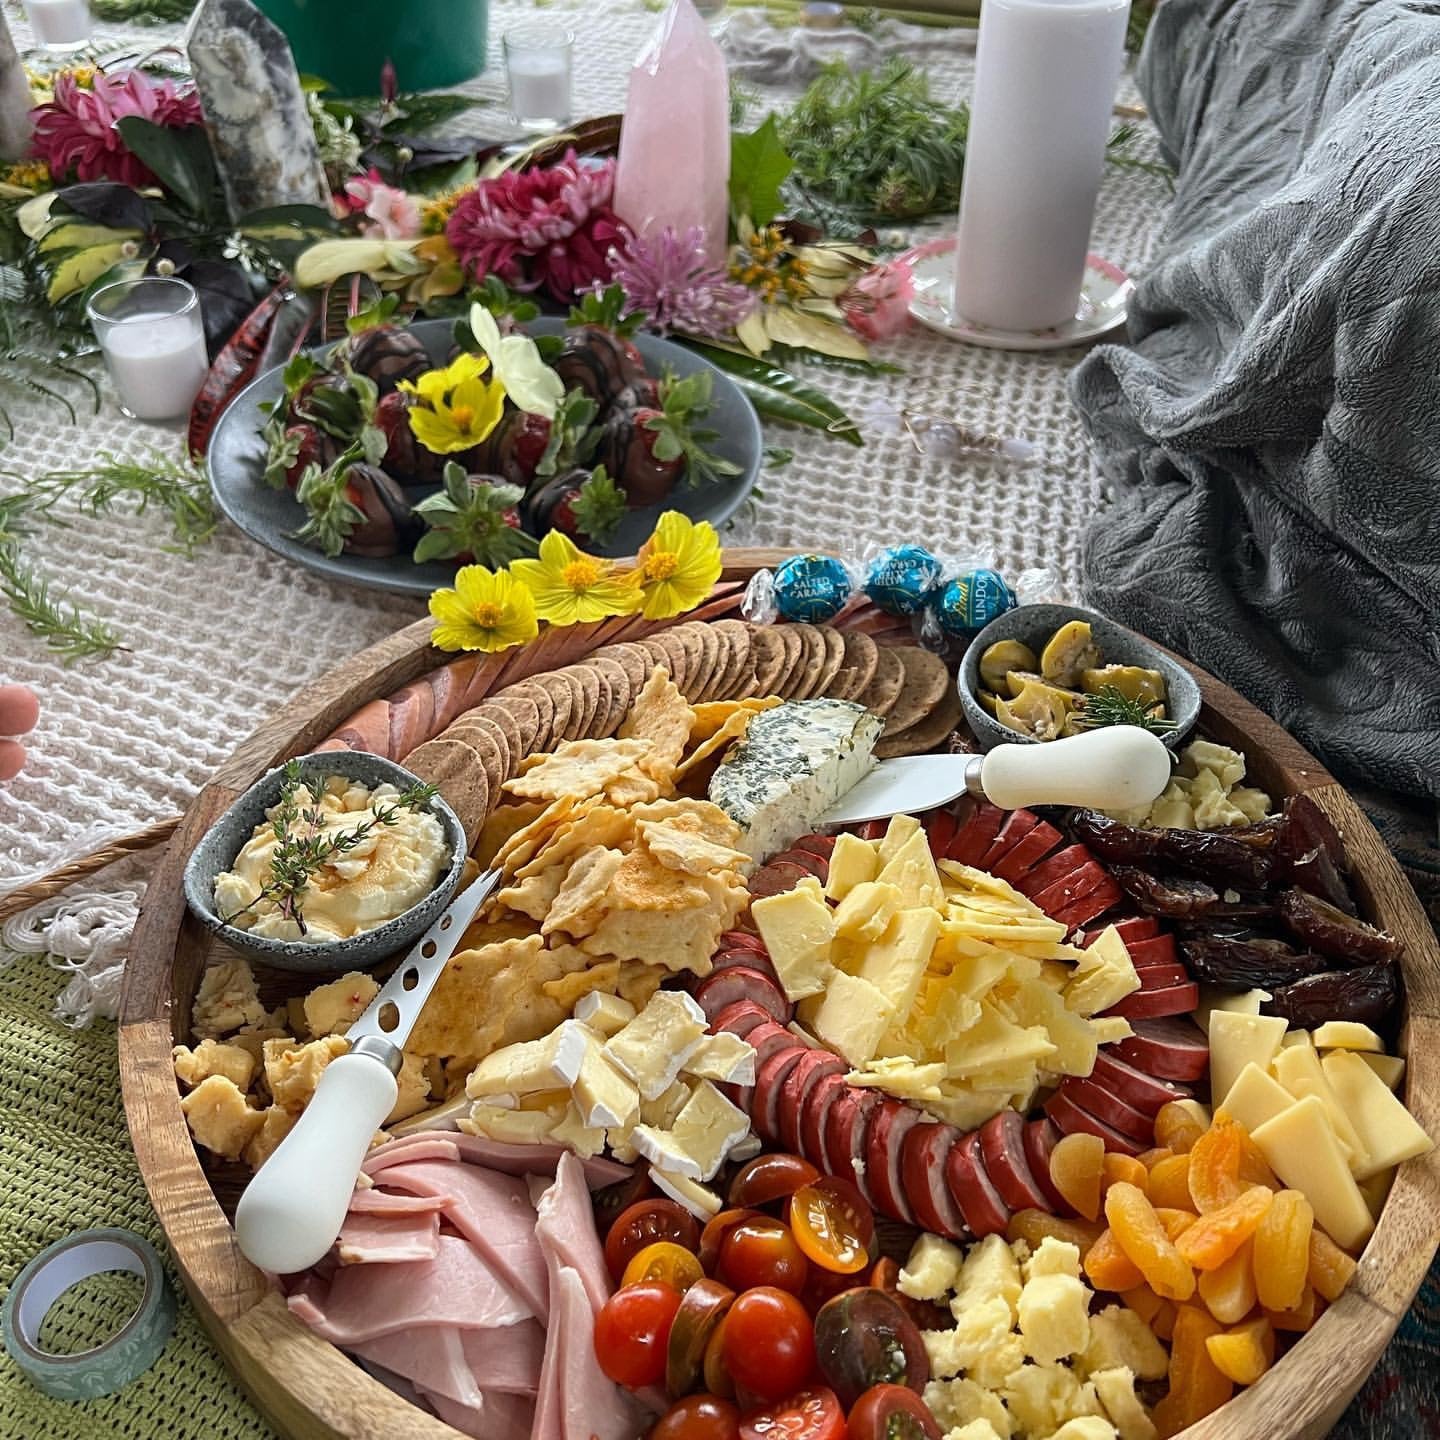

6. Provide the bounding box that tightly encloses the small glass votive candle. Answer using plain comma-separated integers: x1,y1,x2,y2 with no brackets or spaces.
504,27,574,133
21,0,93,51
87,277,209,424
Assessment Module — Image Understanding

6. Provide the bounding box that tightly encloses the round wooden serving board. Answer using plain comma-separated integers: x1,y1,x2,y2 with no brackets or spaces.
117,549,1440,1440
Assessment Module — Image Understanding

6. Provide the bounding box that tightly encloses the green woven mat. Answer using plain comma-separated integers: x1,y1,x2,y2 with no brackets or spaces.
0,958,276,1440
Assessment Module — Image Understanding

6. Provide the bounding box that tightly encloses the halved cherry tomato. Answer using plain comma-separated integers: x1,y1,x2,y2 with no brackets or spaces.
789,1179,873,1274
605,1200,700,1283
623,1241,705,1293
729,1153,821,1208
652,1394,742,1440
739,1386,847,1440
723,1287,815,1401
594,1282,682,1387
703,1314,735,1398
847,1384,943,1440
700,1208,764,1271
718,1219,810,1295
813,1289,929,1408
800,1262,858,1315
666,1278,736,1398
869,1258,952,1332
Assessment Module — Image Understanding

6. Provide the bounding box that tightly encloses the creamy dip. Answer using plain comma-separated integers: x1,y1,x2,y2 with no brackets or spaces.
214,775,448,943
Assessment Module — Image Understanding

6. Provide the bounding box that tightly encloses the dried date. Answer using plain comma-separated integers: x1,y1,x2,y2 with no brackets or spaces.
1275,795,1356,913
1278,888,1401,966
1112,866,1275,921
1262,963,1399,1028
1070,811,1273,888
1178,929,1330,991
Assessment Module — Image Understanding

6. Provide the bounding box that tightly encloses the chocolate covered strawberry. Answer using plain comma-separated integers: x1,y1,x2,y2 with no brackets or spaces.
523,465,627,545
262,421,334,489
412,463,537,566
372,390,447,485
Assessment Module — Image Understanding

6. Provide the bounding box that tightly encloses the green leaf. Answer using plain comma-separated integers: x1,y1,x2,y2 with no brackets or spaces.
729,115,795,230
114,117,217,221
571,466,627,545
384,94,489,135
678,340,864,445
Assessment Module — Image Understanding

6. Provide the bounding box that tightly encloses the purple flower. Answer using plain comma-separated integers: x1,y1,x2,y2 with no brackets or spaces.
605,227,755,338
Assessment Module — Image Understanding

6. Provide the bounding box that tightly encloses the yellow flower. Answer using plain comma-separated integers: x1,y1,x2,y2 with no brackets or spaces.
509,530,641,626
428,565,537,653
629,511,723,620
399,352,506,454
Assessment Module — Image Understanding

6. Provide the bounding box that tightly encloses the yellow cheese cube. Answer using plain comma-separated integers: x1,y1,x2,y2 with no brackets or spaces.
1358,1051,1406,1090
877,813,924,864
833,881,903,943
1208,1010,1287,1108
242,1105,296,1170
1047,1420,1117,1440
1089,1367,1156,1440
180,1075,264,1160
1025,1236,1082,1281
262,1035,348,1111
172,1038,257,1092
1005,981,1099,1079
303,970,380,1036
940,1422,1006,1440
876,829,944,908
796,971,894,1065
941,947,1013,999
1002,1362,1101,1437
922,1377,1014,1438
1251,1095,1375,1251
1218,1062,1295,1134
1018,1273,1091,1364
1079,1306,1169,1382
898,1233,965,1300
944,1003,1056,1079
1271,1039,1368,1169
752,884,836,1001
853,907,940,1014
924,1295,1013,1378
952,1232,1023,1320
1321,1049,1433,1181
1312,1021,1384,1052
969,1332,1028,1391
825,831,879,900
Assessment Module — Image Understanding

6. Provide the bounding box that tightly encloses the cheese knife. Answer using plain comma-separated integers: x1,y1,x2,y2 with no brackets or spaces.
819,727,1173,828
234,869,500,1276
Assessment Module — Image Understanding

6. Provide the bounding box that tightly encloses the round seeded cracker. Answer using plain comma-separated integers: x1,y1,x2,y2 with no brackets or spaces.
750,626,789,698
827,629,880,701
882,646,952,737
874,683,963,757
857,643,906,717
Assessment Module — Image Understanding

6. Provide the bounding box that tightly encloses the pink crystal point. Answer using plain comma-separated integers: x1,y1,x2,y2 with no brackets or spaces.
613,0,731,267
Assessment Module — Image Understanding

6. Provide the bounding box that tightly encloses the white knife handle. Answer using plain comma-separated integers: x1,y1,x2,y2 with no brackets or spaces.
979,728,1173,811
234,1049,398,1275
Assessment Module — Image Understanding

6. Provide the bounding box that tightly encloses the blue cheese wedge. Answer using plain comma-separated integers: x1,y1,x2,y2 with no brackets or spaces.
708,699,882,862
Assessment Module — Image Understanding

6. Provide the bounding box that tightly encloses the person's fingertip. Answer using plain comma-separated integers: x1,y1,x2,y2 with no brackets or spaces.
0,739,25,781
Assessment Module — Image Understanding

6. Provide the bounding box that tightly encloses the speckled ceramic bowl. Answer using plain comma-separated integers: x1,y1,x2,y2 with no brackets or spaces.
182,751,467,974
957,603,1202,753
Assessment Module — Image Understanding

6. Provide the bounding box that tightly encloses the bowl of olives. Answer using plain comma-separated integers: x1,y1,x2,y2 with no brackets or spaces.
958,603,1201,752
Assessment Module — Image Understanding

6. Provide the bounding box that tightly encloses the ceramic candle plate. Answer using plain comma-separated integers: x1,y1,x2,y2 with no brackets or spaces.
207,318,764,599
904,235,1133,352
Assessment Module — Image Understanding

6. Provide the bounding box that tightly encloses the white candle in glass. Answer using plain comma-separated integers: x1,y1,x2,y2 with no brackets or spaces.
953,0,1130,332
504,28,573,132
88,278,209,424
22,0,92,50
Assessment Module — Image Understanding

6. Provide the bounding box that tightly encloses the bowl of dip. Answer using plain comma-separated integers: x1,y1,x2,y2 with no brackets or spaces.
183,751,468,973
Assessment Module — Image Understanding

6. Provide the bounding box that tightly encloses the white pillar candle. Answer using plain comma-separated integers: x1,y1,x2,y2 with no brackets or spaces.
953,0,1130,332
100,314,209,422
21,0,92,49
508,53,571,128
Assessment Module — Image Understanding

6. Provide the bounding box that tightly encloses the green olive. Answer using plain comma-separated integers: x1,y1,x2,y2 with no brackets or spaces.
979,639,1038,694
976,688,1000,716
1081,664,1167,706
1040,620,1100,688
999,677,1075,741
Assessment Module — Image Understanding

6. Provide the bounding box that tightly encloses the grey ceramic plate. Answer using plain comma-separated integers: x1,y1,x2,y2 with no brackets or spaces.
207,317,764,598
957,603,1202,753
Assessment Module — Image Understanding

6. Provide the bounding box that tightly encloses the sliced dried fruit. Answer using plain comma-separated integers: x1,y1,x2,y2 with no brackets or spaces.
1263,1283,1321,1332
1175,1186,1274,1271
1105,1182,1196,1301
1083,1227,1145,1292
1120,1285,1164,1324
1154,1100,1208,1155
1307,1227,1359,1303
1253,1188,1314,1313
1152,1304,1233,1437
1206,1315,1275,1386
1008,1208,1104,1257
1049,1131,1106,1221
1147,1153,1194,1212
1197,1239,1259,1325
1187,1115,1246,1213
1102,1153,1149,1196
1154,1207,1199,1244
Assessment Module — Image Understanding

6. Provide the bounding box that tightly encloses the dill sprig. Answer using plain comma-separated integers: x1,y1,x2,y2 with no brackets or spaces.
1074,684,1179,735
221,760,439,935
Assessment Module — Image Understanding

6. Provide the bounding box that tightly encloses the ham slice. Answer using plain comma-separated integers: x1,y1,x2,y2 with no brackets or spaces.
354,1327,482,1410
428,1388,534,1440
534,1151,612,1316
347,1189,452,1216
337,1210,440,1265
377,1161,550,1321
458,1322,546,1395
362,1136,461,1175
287,1235,530,1345
364,1131,631,1189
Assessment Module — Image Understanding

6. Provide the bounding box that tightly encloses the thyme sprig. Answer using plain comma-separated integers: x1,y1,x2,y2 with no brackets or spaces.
221,760,439,935
1074,684,1179,735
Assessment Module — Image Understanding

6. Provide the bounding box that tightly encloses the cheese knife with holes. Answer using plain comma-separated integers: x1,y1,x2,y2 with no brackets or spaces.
235,869,500,1275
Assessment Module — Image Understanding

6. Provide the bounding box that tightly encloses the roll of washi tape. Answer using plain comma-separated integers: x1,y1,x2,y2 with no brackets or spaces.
1,1228,176,1400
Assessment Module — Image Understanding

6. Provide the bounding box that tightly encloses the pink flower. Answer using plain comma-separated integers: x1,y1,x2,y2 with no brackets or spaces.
605,226,755,337
343,168,422,239
30,70,203,188
446,150,624,301
840,259,915,342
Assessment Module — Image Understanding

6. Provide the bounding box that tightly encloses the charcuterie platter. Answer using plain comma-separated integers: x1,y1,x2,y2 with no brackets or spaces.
117,549,1440,1440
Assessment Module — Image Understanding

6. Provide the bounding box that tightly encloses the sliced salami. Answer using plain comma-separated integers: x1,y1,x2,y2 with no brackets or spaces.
1123,933,1178,968
1089,1050,1194,1117
977,809,1041,870
1029,860,1110,916
991,820,1064,884
779,1050,846,1155
694,966,792,1026
1044,1089,1145,1157
1021,1117,1068,1213
865,1099,924,1226
925,807,959,859
745,1020,804,1069
791,833,837,859
1060,1077,1156,1144
944,1130,1012,1237
709,1000,772,1040
800,1072,850,1171
1133,962,1190,990
825,1087,882,1197
771,849,829,880
710,949,782,984
1078,915,1162,949
977,1109,1052,1213
1112,1016,1210,1081
901,1121,969,1240
1052,880,1124,931
1106,981,1201,1022
946,802,1006,866
1016,844,1093,898
752,1046,810,1144
718,929,768,954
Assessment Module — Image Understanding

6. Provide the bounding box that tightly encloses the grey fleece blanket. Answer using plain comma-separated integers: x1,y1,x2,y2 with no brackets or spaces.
1070,0,1440,805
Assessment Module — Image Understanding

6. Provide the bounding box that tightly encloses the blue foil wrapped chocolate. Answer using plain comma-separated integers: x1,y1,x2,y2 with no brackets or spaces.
864,543,943,615
934,567,1016,636
772,553,852,623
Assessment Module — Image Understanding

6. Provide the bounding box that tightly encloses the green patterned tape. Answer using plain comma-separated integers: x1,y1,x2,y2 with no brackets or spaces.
1,1228,176,1401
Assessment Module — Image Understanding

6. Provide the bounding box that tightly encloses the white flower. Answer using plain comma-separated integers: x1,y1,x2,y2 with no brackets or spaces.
468,302,564,420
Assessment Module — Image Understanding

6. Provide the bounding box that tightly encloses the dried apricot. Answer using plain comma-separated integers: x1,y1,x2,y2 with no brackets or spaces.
1197,1239,1258,1325
1176,1186,1274,1271
1264,1283,1321,1332
1254,1189,1314,1312
1105,1182,1196,1302
1146,1153,1194,1211
1206,1315,1275,1386
1084,1227,1145,1292
1152,1299,1177,1341
1155,1100,1208,1154
1120,1285,1164,1324
1155,1207,1198,1243
1007,1208,1104,1256
1049,1131,1106,1221
1187,1115,1246,1213
1137,1146,1175,1171
1102,1153,1149,1196
1152,1304,1233,1437
1307,1228,1358,1303
1236,1127,1279,1189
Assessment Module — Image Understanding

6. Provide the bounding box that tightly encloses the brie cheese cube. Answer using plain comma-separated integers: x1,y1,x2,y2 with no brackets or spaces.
797,971,895,1065
605,990,708,1100
572,1041,641,1129
465,1028,571,1098
752,883,837,1000
550,1020,600,1086
825,832,880,900
631,1124,703,1177
669,1079,752,1181
708,699,882,861
574,990,637,1037
641,1079,694,1129
729,1133,763,1163
463,1103,560,1144
650,1166,723,1219
684,1031,757,1086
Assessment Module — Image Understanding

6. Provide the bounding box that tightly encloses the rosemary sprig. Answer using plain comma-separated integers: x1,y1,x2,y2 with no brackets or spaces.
221,760,439,935
90,0,196,20
0,538,125,663
1073,684,1179,735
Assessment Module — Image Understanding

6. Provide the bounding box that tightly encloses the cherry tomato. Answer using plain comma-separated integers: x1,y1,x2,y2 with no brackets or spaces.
847,1384,943,1440
789,1178,873,1274
605,1199,701,1283
868,1259,951,1332
666,1278,736,1398
703,1314,735,1398
623,1241,705,1293
718,1219,810,1295
739,1387,847,1440
593,1283,681,1387
729,1152,821,1208
699,1207,764,1271
723,1287,815,1401
651,1394,743,1440
813,1290,929,1408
